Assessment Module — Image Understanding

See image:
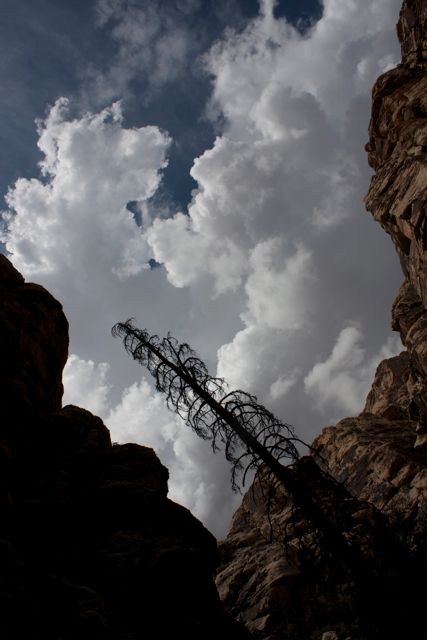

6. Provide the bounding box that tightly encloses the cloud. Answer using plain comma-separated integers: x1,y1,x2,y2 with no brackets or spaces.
2,98,170,282
106,377,179,448
244,241,314,330
145,0,401,301
89,0,199,103
206,0,400,128
304,326,402,416
216,240,314,406
63,354,112,416
269,372,299,402
154,0,402,429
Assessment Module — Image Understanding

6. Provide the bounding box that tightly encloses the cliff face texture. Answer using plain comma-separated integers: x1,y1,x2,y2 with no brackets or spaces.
0,255,248,639
216,2,427,639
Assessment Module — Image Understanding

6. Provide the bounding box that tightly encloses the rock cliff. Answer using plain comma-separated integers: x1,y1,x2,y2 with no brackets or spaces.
216,2,427,639
0,254,248,639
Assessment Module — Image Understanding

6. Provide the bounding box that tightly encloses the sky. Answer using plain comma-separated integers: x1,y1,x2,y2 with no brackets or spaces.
0,0,404,538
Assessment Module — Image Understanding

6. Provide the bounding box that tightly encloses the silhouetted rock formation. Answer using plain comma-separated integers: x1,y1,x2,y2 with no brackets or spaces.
0,255,249,639
0,254,68,421
216,2,427,638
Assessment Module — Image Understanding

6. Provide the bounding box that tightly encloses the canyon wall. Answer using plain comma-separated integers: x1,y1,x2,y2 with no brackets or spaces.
216,2,427,638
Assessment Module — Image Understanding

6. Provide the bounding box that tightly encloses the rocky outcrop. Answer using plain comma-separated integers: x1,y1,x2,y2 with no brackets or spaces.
0,255,248,639
0,254,68,420
365,0,427,306
216,477,367,640
216,2,427,639
397,0,427,65
314,415,427,553
362,0,427,443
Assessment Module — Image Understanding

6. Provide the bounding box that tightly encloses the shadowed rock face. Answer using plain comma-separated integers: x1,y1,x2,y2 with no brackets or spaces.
365,0,427,306
397,0,427,65
216,2,427,639
363,0,427,445
0,254,69,422
0,255,249,640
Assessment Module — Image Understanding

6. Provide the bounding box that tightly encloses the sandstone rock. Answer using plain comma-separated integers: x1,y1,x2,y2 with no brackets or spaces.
216,479,298,638
397,0,427,65
313,415,427,553
391,279,424,342
321,633,339,640
216,465,391,640
363,350,414,419
415,432,427,447
365,3,427,305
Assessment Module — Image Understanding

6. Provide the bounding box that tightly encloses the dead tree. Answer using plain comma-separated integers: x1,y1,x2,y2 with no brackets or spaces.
111,320,365,558
112,319,426,638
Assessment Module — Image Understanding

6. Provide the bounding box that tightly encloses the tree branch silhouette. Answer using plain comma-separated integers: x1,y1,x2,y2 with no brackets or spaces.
111,319,368,560
112,320,302,482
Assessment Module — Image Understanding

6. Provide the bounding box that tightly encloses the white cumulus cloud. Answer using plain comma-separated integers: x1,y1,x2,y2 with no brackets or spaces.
2,98,170,283
304,326,402,416
63,354,112,417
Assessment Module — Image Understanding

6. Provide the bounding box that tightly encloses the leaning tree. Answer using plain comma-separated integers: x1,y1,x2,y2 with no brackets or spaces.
111,320,379,562
112,319,423,637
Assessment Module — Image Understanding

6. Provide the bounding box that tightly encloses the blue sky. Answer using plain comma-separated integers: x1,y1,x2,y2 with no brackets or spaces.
1,0,403,537
0,0,322,208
